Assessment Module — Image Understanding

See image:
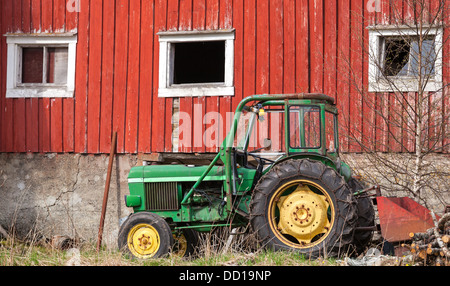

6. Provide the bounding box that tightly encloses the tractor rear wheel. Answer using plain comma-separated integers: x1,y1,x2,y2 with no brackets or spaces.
250,159,358,258
118,212,173,260
348,178,375,254
172,228,200,258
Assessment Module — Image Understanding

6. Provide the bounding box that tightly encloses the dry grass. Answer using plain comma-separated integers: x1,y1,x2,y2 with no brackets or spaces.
0,229,337,266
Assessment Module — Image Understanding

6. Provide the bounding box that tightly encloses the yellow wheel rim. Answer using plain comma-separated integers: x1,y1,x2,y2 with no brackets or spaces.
172,233,188,257
127,223,161,259
268,180,335,249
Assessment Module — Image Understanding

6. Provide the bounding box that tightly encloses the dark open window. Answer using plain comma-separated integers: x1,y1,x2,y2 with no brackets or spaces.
21,46,68,85
173,41,225,84
22,48,44,83
383,36,436,77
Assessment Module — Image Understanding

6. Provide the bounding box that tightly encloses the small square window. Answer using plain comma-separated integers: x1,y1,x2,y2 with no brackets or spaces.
5,34,77,98
368,26,443,93
173,41,225,84
382,37,436,78
158,30,235,98
21,47,44,83
20,47,69,85
46,47,69,84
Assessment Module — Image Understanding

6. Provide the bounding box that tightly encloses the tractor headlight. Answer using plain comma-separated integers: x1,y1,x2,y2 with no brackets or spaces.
125,195,142,208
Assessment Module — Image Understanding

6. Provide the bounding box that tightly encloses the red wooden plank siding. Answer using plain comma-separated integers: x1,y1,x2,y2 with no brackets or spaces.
349,0,364,152
113,0,129,154
444,5,450,154
309,0,323,94
9,0,23,154
324,0,337,148
254,0,269,149
243,0,256,97
30,0,42,153
231,0,243,148
63,0,78,153
283,0,295,94
25,0,40,153
87,0,102,154
151,0,166,152
138,0,155,154
270,0,284,95
0,0,448,155
125,0,141,153
270,0,284,151
242,0,256,149
389,0,403,153
99,0,115,153
218,0,233,149
40,0,53,153
54,0,66,33
426,0,440,155
13,0,27,153
0,0,5,151
323,0,336,99
363,0,376,152
0,1,4,152
436,0,449,154
205,0,220,153
296,0,309,93
373,0,389,152
74,0,90,153
256,0,269,96
0,0,6,152
2,0,13,152
177,0,193,153
53,1,63,153
162,0,175,153
337,0,351,152
192,0,206,154
50,0,66,153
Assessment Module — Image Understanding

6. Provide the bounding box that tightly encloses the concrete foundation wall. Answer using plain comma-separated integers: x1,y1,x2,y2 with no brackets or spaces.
0,153,137,247
342,153,450,213
0,152,448,247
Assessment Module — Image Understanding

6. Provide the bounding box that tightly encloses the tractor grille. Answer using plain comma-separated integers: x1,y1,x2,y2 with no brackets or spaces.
145,182,179,211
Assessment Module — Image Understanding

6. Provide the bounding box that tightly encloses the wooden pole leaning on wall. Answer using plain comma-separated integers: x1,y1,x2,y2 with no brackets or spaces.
97,131,118,253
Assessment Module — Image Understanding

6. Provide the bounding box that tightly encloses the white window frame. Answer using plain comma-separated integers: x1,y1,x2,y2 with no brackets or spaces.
368,25,443,93
5,33,77,98
157,29,235,98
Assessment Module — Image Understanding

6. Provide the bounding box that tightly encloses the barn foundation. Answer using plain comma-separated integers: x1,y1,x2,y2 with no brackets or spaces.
0,152,448,247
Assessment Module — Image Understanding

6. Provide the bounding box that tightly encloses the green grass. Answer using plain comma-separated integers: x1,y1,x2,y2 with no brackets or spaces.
0,239,337,266
0,227,342,266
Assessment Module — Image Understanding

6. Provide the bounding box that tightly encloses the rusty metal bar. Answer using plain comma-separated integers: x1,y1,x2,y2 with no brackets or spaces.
96,131,117,252
353,185,381,197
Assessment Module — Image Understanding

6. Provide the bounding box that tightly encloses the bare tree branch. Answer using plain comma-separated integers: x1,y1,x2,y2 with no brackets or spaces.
339,0,449,207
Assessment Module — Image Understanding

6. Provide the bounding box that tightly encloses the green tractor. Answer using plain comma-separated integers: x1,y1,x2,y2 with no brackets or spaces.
118,93,375,259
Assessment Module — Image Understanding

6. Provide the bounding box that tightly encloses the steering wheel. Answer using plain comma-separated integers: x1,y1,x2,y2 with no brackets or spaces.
248,152,276,164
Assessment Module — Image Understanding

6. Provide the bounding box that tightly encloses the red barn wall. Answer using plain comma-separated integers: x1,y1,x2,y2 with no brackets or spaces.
0,0,448,154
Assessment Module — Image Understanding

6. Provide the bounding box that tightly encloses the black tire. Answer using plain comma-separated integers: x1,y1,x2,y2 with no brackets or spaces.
118,212,174,259
172,228,200,258
250,159,358,258
348,178,375,254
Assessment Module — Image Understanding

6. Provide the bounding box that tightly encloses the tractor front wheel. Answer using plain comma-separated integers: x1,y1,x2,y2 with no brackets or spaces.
118,212,174,260
250,159,358,258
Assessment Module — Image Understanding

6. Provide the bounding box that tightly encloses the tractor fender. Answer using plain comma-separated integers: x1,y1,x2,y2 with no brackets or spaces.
269,153,352,182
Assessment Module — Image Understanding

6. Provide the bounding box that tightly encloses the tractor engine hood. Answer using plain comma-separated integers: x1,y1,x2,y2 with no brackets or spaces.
128,165,226,183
